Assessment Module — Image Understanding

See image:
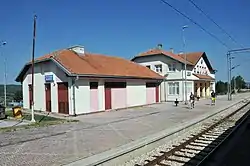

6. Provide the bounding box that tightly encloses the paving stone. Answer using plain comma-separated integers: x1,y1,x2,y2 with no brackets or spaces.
0,93,248,166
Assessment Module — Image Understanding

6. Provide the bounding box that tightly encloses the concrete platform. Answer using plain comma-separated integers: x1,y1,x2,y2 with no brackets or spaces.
0,93,249,166
0,119,30,128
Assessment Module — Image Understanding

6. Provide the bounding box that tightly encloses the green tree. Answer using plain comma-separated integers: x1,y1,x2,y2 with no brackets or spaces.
235,75,246,89
14,90,23,102
231,75,246,92
216,81,228,94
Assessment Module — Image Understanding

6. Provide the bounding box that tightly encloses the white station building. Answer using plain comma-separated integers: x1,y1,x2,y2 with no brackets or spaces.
16,46,163,115
132,45,216,101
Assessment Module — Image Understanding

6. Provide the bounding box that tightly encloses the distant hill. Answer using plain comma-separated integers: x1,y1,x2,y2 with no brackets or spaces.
0,84,22,103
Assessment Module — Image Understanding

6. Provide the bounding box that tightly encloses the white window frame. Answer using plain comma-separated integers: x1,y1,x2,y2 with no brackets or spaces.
168,63,176,72
186,82,193,96
168,82,179,95
155,64,162,73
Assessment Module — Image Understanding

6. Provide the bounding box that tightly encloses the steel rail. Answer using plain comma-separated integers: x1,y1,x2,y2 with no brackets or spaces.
135,100,250,166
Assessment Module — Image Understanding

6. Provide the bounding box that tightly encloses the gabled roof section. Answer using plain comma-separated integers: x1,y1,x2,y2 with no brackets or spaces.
179,52,215,72
180,52,204,65
16,48,164,82
132,48,193,65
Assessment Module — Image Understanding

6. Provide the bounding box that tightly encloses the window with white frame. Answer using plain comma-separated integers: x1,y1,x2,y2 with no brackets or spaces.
155,64,162,73
186,82,193,96
168,82,179,95
194,68,196,73
168,63,176,71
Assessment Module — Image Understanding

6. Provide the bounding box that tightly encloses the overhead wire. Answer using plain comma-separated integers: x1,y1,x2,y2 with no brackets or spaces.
187,0,244,48
159,0,230,49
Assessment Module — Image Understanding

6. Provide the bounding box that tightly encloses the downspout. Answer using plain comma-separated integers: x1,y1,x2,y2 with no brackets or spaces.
164,78,166,102
182,64,184,101
72,77,77,116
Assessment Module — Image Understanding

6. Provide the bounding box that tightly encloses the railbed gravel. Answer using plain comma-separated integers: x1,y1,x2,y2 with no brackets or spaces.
119,101,249,166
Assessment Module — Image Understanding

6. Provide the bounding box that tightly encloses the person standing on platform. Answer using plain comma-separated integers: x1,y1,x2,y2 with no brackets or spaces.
211,90,216,105
189,92,195,109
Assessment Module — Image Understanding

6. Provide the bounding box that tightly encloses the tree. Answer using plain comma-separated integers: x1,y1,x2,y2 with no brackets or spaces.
216,81,228,94
235,75,246,90
14,90,23,102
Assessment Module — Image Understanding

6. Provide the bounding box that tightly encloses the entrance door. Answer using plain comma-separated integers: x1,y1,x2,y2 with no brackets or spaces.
156,85,159,102
105,88,111,110
58,82,69,114
45,83,51,112
194,83,198,96
28,84,32,109
200,83,203,97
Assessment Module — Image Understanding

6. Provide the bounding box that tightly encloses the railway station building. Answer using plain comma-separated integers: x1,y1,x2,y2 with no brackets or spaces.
131,45,216,102
16,46,163,115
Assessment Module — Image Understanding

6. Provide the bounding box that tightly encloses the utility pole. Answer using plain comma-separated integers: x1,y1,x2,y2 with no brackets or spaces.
234,77,237,93
0,41,7,108
182,25,188,104
229,53,232,100
31,15,37,123
4,56,7,108
227,52,230,100
227,47,250,101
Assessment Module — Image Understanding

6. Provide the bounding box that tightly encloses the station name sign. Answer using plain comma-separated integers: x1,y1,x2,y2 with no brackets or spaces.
45,75,53,82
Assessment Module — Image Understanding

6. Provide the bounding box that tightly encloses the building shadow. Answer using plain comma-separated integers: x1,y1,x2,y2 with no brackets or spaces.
182,109,250,166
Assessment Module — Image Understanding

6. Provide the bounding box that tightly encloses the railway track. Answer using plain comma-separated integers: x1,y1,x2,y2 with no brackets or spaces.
135,100,250,166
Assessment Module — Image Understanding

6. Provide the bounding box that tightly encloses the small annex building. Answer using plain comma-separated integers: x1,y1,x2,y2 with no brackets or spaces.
16,46,163,115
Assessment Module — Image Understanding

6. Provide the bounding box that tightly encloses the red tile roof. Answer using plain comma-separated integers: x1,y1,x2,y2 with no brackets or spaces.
17,49,164,81
133,48,193,65
193,74,215,80
133,49,215,72
179,52,204,65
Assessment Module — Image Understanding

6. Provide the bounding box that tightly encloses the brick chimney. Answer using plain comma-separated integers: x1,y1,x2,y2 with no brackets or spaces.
170,48,174,53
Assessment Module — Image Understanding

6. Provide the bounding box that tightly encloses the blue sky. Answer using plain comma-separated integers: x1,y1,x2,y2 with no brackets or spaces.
0,0,249,84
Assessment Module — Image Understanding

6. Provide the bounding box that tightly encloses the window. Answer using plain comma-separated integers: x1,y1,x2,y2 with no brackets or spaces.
194,68,196,73
201,59,203,64
155,64,162,73
146,65,151,69
168,82,179,95
186,82,192,96
169,63,176,71
146,82,158,87
105,82,126,88
90,82,98,89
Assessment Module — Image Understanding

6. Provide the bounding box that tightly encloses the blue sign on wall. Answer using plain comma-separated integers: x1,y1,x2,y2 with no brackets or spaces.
45,75,53,82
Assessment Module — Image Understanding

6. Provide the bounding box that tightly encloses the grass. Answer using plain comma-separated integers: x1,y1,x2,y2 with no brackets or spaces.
5,110,62,122
1,110,78,133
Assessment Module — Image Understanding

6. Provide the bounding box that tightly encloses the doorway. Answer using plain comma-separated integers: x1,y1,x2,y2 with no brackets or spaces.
45,83,51,112
57,82,69,114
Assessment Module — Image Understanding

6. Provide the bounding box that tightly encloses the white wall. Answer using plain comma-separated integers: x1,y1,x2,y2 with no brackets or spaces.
74,79,90,114
98,81,105,111
133,55,184,77
133,55,196,81
22,61,161,115
165,80,194,101
126,81,147,107
73,79,105,114
160,81,167,102
192,57,215,80
22,61,70,113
